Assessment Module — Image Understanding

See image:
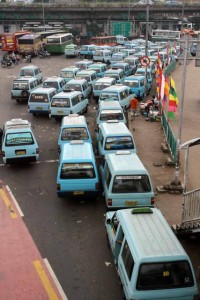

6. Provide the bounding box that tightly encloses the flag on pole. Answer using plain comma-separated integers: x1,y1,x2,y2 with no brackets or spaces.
168,77,179,120
162,76,170,107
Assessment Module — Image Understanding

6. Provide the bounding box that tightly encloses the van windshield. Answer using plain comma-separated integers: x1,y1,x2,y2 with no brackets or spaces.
29,93,48,103
61,127,89,141
51,98,70,107
137,261,194,290
100,110,124,122
60,163,95,179
6,132,34,146
112,175,151,193
105,136,134,151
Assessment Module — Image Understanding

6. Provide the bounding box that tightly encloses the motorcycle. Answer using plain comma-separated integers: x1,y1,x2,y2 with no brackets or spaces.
1,59,12,68
38,50,51,58
22,55,32,63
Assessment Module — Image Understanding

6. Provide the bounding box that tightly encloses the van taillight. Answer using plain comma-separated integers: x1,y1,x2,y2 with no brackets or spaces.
107,199,112,206
48,109,51,114
57,184,60,191
151,197,155,205
36,148,39,154
1,151,5,157
95,182,100,190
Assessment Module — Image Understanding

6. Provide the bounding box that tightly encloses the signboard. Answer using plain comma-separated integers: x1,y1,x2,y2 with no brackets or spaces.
140,56,150,67
111,22,131,37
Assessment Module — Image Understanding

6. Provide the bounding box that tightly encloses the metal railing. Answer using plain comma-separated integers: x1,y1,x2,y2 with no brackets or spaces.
162,112,177,163
182,188,200,223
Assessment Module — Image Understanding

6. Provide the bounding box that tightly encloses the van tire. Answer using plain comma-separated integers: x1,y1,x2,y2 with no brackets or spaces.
21,90,29,98
84,105,88,113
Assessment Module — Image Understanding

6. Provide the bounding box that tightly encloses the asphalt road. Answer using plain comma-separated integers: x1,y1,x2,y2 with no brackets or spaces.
0,52,200,299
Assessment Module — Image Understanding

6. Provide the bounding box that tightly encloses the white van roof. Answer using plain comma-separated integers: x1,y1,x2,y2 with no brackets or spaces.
115,208,187,261
61,115,87,126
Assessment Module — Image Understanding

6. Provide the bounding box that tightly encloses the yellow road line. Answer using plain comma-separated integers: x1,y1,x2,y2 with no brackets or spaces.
0,188,17,219
33,260,59,300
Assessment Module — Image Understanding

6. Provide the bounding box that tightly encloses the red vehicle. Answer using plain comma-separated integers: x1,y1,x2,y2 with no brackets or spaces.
1,31,30,52
90,36,117,46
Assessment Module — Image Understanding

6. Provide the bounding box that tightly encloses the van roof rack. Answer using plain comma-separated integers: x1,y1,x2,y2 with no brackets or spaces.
70,140,84,145
131,208,153,214
115,150,131,155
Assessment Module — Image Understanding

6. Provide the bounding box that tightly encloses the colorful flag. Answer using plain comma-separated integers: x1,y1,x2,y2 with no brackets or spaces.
157,52,162,69
167,77,179,120
169,77,179,107
162,76,170,106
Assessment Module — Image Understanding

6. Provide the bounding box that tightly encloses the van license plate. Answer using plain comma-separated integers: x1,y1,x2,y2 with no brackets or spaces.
36,107,42,110
57,110,64,114
16,150,26,155
73,191,84,195
125,201,137,206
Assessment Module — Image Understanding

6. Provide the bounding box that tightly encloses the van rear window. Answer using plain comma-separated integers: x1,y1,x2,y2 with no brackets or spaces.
13,81,29,90
100,110,124,122
100,92,119,101
29,93,48,103
60,163,95,179
43,82,59,89
6,132,34,146
51,98,70,107
20,70,34,77
112,175,151,193
94,83,110,90
137,261,194,290
105,136,134,151
60,71,74,78
124,81,139,88
61,128,89,141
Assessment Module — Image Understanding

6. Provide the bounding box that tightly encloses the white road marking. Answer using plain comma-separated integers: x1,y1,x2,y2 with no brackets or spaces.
5,185,24,217
43,258,68,300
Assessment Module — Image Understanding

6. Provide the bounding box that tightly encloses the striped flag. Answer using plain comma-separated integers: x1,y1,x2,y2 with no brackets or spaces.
168,77,179,119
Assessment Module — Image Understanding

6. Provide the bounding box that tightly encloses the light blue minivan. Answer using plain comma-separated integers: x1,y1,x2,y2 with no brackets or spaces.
93,77,116,100
56,141,99,197
58,114,92,152
76,69,98,89
28,87,57,116
124,75,148,100
59,66,80,83
96,121,136,158
79,45,97,59
88,63,107,78
49,90,88,120
104,68,125,84
100,151,155,209
96,101,127,126
74,60,93,70
105,207,199,300
64,78,92,99
112,62,132,77
43,77,66,93
99,84,133,108
1,118,39,164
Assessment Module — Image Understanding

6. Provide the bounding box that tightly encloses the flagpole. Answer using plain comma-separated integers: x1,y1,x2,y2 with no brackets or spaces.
175,33,189,185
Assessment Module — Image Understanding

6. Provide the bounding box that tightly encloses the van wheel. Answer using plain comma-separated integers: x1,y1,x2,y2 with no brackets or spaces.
21,90,29,98
16,99,20,103
84,106,88,113
33,113,37,116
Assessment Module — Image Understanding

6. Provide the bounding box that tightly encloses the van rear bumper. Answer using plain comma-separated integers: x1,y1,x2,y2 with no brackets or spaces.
4,155,38,164
57,190,99,198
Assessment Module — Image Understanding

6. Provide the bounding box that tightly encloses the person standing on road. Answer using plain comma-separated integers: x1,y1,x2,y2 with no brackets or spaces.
130,96,139,121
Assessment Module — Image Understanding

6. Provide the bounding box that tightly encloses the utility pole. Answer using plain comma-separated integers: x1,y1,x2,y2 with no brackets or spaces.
145,0,150,91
